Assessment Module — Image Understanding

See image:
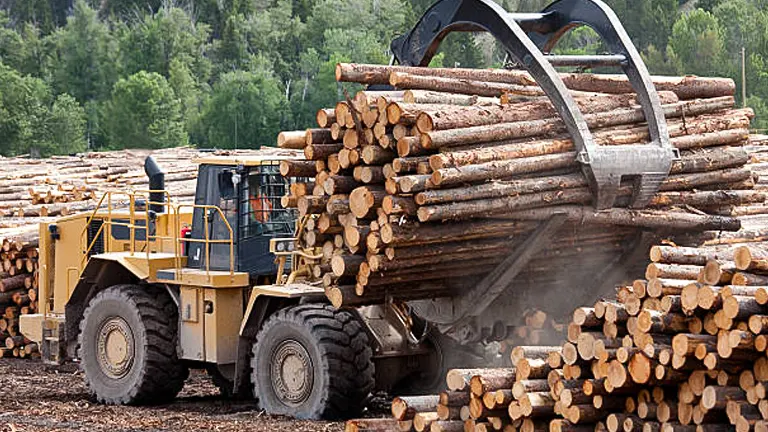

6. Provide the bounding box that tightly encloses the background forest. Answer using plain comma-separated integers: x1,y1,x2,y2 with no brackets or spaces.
0,0,765,156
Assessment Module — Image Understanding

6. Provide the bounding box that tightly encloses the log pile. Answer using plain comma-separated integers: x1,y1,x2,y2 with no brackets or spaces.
348,233,768,432
279,63,755,313
0,235,40,359
0,147,299,219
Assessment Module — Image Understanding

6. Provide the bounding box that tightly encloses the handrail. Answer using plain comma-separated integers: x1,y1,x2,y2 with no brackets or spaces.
80,190,172,266
133,189,174,260
173,204,236,281
78,189,236,284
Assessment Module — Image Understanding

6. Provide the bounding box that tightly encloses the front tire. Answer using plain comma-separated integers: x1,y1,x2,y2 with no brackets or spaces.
78,284,188,405
251,304,374,419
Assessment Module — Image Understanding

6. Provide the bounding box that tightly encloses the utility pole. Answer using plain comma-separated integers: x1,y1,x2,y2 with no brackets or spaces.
742,47,747,108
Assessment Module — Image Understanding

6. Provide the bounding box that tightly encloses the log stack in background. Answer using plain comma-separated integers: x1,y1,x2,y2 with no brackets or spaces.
279,63,756,320
0,234,40,359
0,146,301,220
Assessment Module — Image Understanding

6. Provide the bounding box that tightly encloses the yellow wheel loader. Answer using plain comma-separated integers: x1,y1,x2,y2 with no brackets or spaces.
19,0,685,420
22,154,439,419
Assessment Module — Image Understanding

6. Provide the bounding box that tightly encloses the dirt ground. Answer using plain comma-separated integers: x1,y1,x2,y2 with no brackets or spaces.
0,358,354,432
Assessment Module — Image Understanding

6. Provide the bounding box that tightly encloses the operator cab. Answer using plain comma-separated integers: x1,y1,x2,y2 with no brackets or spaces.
185,154,301,281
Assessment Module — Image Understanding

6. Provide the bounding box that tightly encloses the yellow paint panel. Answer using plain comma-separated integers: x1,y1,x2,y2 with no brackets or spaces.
180,287,199,323
52,217,88,313
179,286,204,361
203,288,243,364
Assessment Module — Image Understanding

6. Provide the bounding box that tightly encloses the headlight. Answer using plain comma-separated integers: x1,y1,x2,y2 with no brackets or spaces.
287,241,295,252
276,242,286,252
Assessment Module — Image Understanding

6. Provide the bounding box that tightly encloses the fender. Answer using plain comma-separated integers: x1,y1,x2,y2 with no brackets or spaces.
63,258,141,350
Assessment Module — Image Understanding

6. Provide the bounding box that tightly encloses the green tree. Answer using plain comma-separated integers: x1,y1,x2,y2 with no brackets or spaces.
698,0,725,12
436,33,486,69
44,94,88,155
198,63,289,149
87,0,162,19
606,0,679,51
168,58,207,143
188,0,255,37
747,95,768,131
0,62,50,156
104,71,187,149
49,0,119,104
119,5,211,82
0,11,26,71
642,44,683,75
3,0,56,34
0,15,50,78
712,0,766,62
0,62,86,157
668,9,729,77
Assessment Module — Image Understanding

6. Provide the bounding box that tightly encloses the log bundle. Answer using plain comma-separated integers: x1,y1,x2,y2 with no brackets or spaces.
0,235,40,359
280,63,755,312
348,234,768,432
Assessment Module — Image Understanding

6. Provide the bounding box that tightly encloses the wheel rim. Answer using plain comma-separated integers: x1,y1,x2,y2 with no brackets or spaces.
96,317,135,379
270,339,313,406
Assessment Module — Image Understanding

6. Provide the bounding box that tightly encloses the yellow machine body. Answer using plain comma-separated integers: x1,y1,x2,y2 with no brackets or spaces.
20,162,322,366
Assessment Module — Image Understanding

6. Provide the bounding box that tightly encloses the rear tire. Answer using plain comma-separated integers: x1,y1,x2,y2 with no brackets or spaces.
78,284,188,405
251,304,374,419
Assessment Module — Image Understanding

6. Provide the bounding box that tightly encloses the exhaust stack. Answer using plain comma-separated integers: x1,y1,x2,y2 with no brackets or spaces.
144,156,165,213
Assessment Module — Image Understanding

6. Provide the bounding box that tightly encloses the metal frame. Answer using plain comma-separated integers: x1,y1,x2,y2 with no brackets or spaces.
391,0,679,209
446,213,567,334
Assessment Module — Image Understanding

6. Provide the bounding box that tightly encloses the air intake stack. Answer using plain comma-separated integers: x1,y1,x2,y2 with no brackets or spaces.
143,156,166,214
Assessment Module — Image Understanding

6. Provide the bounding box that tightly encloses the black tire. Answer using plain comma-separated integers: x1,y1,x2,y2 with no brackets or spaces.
251,304,374,420
207,365,253,399
78,284,188,405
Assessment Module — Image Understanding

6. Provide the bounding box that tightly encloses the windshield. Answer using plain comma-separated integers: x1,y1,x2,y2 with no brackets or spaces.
241,164,296,238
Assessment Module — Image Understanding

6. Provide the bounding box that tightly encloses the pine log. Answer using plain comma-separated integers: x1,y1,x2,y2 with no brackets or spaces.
350,186,387,218
416,92,677,132
335,64,735,99
277,130,307,149
502,206,740,232
422,97,735,150
469,368,516,396
280,160,316,177
390,71,543,98
392,395,440,421
415,173,586,206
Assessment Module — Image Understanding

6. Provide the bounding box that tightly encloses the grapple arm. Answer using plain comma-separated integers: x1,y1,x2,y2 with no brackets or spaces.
391,0,679,209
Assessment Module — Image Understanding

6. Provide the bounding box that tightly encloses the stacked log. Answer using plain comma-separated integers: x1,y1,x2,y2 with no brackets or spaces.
498,310,568,357
0,147,301,219
0,235,40,359
280,63,753,312
348,233,768,432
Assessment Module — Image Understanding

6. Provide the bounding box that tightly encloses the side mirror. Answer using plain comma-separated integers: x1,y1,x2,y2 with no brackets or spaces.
218,171,238,200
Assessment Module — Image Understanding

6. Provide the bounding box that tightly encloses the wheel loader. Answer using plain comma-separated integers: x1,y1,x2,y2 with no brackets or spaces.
19,0,682,420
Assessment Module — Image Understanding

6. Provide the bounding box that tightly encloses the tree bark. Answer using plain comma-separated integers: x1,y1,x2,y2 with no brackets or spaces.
416,92,678,132
501,206,740,232
280,160,316,177
390,71,543,98
335,63,736,99
421,97,734,150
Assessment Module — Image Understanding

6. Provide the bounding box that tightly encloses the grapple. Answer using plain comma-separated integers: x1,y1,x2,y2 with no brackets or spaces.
391,0,679,210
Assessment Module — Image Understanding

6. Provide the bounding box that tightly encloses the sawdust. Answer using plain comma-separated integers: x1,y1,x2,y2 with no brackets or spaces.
0,359,345,432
